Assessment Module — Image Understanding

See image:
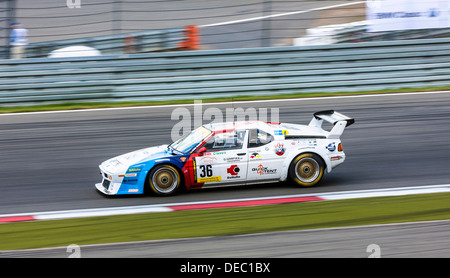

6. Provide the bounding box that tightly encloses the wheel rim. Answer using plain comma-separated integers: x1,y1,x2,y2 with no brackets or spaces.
152,167,178,193
295,157,320,183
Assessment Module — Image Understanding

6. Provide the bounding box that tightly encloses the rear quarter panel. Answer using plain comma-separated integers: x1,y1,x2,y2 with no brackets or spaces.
280,138,344,181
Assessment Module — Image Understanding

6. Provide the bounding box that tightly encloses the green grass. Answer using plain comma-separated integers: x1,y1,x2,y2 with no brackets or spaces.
0,192,449,251
1,86,450,114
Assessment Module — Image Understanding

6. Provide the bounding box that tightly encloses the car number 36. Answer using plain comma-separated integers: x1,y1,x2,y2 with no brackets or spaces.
199,165,213,177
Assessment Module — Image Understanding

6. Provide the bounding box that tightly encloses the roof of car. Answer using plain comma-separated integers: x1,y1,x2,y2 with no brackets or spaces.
203,120,328,137
203,121,273,131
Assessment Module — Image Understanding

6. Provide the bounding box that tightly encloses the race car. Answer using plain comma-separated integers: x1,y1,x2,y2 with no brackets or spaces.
95,110,354,196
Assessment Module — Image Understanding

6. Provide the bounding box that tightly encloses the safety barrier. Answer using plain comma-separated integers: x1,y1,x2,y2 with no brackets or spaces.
25,28,186,58
1,37,450,106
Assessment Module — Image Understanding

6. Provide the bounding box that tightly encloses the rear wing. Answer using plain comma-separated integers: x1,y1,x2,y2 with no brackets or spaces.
309,110,354,139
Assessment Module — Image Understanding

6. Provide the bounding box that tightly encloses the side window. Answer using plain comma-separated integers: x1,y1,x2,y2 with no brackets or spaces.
248,129,273,148
203,130,246,151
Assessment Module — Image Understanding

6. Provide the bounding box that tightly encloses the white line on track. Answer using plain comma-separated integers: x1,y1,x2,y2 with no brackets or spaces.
1,90,450,117
200,1,365,27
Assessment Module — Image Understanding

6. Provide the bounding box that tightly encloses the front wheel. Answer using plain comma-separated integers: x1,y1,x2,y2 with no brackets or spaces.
148,164,182,196
289,153,324,187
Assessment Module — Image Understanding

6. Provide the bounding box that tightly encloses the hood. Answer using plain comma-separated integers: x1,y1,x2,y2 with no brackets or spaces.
101,144,169,173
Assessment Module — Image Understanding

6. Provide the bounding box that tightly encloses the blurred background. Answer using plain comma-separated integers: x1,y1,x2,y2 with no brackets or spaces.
1,0,450,58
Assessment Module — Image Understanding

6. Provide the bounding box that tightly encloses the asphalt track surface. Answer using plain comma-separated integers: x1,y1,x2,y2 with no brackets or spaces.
1,91,450,215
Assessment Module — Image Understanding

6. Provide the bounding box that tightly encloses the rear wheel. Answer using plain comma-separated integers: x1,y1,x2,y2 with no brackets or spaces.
289,153,324,187
148,164,182,196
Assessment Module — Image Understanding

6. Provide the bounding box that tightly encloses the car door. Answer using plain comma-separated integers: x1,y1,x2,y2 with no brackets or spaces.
247,128,283,181
193,129,248,186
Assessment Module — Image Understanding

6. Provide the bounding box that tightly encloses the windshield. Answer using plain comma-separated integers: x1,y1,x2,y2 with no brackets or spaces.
169,126,212,153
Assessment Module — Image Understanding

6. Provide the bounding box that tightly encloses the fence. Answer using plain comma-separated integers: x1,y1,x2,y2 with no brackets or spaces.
1,37,450,106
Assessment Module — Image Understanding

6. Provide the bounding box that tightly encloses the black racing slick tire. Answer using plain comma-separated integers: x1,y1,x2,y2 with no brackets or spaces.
148,164,182,196
289,153,324,187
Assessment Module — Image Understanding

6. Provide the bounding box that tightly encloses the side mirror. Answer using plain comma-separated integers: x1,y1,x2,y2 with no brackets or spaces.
198,147,207,156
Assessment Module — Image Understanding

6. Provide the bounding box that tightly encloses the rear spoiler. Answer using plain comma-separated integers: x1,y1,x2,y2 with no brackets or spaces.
309,110,354,139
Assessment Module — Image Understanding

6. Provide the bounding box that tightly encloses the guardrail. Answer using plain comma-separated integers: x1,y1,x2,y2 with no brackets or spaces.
1,38,450,106
25,28,186,58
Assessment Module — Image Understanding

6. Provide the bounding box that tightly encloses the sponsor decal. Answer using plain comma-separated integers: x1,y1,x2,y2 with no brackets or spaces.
330,156,343,161
252,164,277,175
124,173,137,177
298,146,315,150
227,165,240,176
250,152,261,159
197,176,221,183
223,156,243,162
123,179,138,183
226,164,241,179
308,140,317,146
274,130,289,136
128,189,139,193
326,142,336,152
199,156,217,163
297,139,317,150
128,168,141,172
193,157,198,182
274,143,286,156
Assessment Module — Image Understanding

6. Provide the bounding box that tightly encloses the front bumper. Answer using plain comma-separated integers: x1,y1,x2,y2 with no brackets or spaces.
95,182,122,195
95,182,111,195
96,166,123,195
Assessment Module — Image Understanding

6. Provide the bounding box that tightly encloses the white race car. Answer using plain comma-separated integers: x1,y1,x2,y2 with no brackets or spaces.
96,110,354,196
